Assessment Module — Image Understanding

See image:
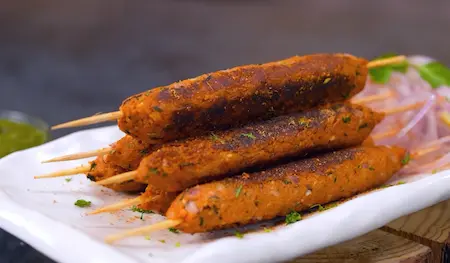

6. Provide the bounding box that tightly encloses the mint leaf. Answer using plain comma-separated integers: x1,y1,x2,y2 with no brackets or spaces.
369,53,408,84
369,67,392,84
416,62,450,88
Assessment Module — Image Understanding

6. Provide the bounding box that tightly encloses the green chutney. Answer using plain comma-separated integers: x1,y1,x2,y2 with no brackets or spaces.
0,119,48,158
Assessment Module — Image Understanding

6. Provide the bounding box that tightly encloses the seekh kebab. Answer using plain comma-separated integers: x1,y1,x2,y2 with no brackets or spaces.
53,54,379,144
104,145,406,243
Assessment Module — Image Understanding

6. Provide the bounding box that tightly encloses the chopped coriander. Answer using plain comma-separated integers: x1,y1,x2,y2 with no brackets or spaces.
333,176,337,183
199,216,204,226
283,179,291,184
140,149,150,155
153,106,163,112
310,204,325,211
341,92,351,99
323,77,331,84
369,166,375,171
416,61,450,88
285,211,302,224
235,231,244,239
325,203,338,210
235,185,243,197
210,132,225,144
145,235,151,240
90,162,97,171
263,227,272,233
358,123,368,130
298,117,311,127
149,168,159,175
342,116,351,123
159,239,166,243
65,177,72,182
175,242,181,247
131,206,154,214
397,181,406,185
168,227,180,234
161,171,168,177
74,199,91,208
401,152,411,165
145,91,151,96
241,133,256,139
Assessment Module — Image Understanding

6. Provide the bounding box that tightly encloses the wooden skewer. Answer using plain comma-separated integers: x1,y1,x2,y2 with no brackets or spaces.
34,128,400,182
51,111,123,130
87,196,154,215
34,166,90,179
351,90,394,105
50,56,406,130
90,101,426,185
43,92,395,164
366,55,406,68
105,219,182,244
371,128,400,140
383,101,425,115
94,171,136,185
41,148,112,163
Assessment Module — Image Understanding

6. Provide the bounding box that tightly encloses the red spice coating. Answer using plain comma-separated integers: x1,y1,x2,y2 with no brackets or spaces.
135,103,383,192
118,53,368,143
166,145,406,233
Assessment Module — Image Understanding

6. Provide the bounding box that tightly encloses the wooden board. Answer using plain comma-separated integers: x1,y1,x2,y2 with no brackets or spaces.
290,229,431,263
382,199,450,263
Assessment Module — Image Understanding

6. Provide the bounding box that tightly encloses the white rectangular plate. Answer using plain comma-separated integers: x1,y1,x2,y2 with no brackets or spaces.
0,126,449,263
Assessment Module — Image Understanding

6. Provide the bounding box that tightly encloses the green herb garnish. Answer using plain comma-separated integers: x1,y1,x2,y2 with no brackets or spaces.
235,231,244,239
131,206,154,214
145,235,151,240
342,116,351,123
358,123,368,130
285,211,302,224
74,199,91,208
199,216,204,226
235,185,243,197
283,179,291,184
149,168,159,175
397,181,406,185
369,166,375,171
263,227,272,233
159,239,166,243
416,62,450,88
140,149,150,155
65,178,72,182
210,132,225,144
175,242,181,247
241,133,256,139
153,106,163,112
310,204,325,211
401,152,411,165
369,53,408,84
323,77,331,84
168,227,179,234
90,162,97,171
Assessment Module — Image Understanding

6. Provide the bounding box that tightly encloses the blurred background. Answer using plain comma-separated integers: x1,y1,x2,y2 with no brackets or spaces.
1,0,450,138
0,0,448,262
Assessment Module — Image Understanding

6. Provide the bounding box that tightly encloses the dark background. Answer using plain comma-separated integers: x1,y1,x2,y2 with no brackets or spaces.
0,1,448,262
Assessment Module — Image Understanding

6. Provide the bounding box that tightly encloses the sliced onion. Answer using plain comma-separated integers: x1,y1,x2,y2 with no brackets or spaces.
396,94,437,139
